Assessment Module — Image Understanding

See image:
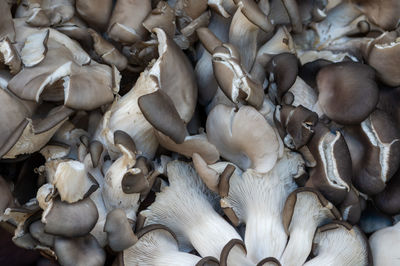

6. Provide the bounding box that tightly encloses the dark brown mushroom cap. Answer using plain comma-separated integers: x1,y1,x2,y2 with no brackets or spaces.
107,0,151,44
266,53,299,104
153,28,198,123
114,130,137,154
43,197,99,238
278,105,319,150
138,89,188,144
89,140,103,168
257,257,282,266
220,239,247,266
298,59,332,89
306,123,352,204
352,0,400,30
316,61,379,125
350,109,400,195
104,209,137,252
54,234,106,266
364,31,400,87
76,0,113,31
374,169,400,215
377,86,400,126
282,187,341,235
121,157,152,194
143,1,176,38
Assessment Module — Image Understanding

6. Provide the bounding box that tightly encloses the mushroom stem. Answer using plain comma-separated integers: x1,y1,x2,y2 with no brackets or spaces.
279,225,316,266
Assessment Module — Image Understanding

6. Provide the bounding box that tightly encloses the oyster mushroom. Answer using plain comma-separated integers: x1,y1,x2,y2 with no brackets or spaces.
75,0,113,31
206,104,280,173
280,188,341,266
122,224,219,266
103,208,137,252
345,109,400,195
96,27,197,159
54,234,106,266
306,123,352,204
304,221,371,266
107,0,151,44
369,221,400,266
195,150,305,262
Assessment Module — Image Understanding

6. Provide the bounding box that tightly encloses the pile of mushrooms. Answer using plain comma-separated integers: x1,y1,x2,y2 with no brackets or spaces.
1,0,400,265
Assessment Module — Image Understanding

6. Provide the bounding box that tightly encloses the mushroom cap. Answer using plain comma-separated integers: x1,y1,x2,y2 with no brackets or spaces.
266,53,299,104
107,0,151,44
352,0,400,30
369,222,400,266
306,221,371,266
143,1,176,38
365,31,400,87
76,0,113,31
104,209,137,252
316,61,379,125
54,234,106,266
138,89,188,144
373,169,400,215
307,123,352,204
123,224,208,266
42,197,99,238
206,104,279,173
282,187,341,236
351,109,400,195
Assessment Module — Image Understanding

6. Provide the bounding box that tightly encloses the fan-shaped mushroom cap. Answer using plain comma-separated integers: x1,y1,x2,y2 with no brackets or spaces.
107,0,151,44
305,221,371,266
89,29,128,71
306,123,352,204
143,1,176,38
364,31,400,87
280,188,341,266
123,224,215,266
369,221,400,266
42,197,99,238
104,209,137,252
316,61,379,125
207,104,280,173
29,220,55,247
374,169,400,215
265,53,299,104
348,109,400,195
352,0,400,30
212,43,264,109
54,234,106,266
76,0,113,31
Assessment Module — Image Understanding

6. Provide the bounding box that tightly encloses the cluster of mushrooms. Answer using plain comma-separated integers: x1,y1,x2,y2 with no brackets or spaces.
1,0,400,265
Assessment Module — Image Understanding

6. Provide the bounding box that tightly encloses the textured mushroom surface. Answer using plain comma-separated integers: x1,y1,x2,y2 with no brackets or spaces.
0,1,399,266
